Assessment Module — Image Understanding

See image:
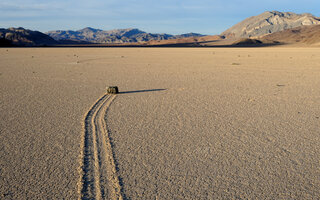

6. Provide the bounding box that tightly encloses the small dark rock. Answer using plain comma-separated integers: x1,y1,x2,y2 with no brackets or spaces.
106,86,119,94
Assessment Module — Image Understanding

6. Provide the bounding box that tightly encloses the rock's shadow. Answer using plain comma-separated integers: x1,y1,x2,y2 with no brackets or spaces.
118,89,166,94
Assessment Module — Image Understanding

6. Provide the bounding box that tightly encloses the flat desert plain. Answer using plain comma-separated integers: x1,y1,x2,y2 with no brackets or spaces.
0,47,320,199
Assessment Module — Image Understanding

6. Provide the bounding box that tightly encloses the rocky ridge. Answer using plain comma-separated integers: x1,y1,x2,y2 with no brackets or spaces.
0,27,57,46
222,11,320,38
47,27,204,43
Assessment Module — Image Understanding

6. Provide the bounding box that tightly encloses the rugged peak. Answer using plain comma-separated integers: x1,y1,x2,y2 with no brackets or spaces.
78,27,101,33
119,28,146,37
265,11,283,15
222,11,320,38
176,33,205,38
104,28,146,37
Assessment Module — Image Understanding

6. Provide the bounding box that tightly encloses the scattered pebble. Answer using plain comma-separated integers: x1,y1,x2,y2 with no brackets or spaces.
276,84,285,87
232,63,241,65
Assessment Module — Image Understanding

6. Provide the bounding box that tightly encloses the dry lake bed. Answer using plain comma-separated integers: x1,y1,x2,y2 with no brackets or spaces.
0,47,320,199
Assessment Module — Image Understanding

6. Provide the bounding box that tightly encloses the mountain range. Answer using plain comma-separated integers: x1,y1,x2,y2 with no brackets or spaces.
1,11,320,47
46,27,204,44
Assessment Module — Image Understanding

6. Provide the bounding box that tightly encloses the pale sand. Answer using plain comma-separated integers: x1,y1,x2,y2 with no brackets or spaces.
0,47,320,199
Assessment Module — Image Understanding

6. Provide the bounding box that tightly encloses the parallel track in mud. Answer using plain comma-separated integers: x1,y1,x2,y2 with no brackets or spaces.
79,94,123,200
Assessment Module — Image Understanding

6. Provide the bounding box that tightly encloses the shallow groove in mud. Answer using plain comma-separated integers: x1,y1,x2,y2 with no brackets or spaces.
79,94,123,200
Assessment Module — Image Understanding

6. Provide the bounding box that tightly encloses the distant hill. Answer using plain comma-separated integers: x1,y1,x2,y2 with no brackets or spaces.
222,11,320,38
46,27,204,43
260,24,320,46
144,35,224,46
0,27,57,46
232,38,263,46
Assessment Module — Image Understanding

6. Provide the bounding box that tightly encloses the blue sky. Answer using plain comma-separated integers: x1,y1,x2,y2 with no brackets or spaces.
1,0,320,35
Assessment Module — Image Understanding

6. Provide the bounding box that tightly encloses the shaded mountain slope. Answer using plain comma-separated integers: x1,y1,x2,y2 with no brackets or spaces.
0,27,57,46
260,24,320,46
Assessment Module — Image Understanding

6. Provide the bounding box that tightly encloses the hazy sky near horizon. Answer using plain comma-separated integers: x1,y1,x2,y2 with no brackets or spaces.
1,0,320,34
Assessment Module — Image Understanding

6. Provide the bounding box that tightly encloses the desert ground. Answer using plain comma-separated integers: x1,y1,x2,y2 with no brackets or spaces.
0,47,320,199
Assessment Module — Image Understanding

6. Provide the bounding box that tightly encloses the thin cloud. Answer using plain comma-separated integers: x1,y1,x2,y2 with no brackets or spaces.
0,2,61,11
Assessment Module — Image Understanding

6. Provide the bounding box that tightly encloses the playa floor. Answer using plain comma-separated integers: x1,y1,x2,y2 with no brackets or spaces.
0,47,320,199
